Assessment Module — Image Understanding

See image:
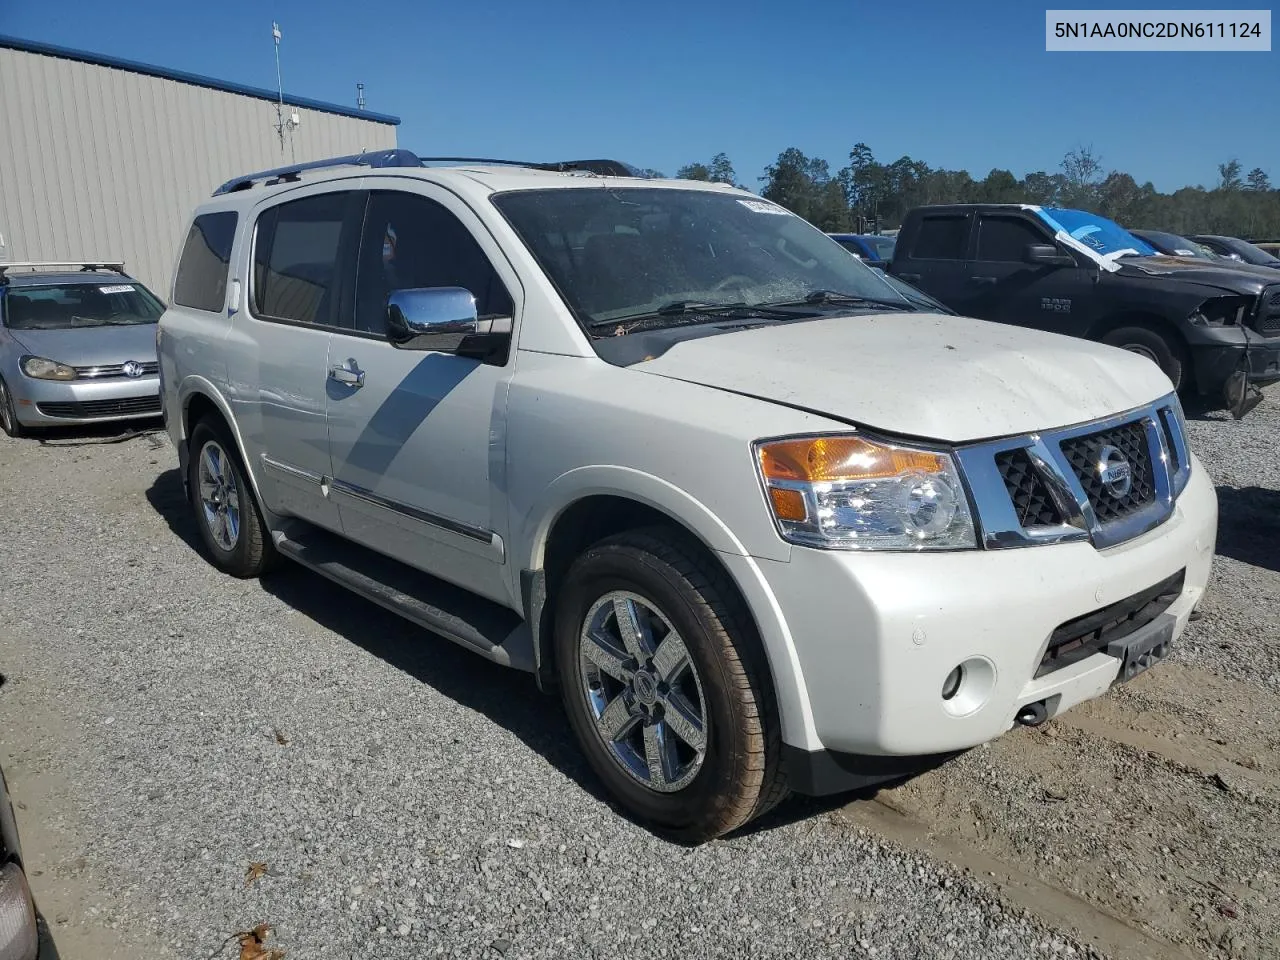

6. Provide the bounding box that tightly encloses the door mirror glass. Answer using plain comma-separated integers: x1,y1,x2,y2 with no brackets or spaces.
1025,244,1074,267
386,287,479,351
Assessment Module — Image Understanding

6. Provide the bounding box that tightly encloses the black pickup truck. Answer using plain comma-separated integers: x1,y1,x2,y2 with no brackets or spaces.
888,204,1280,414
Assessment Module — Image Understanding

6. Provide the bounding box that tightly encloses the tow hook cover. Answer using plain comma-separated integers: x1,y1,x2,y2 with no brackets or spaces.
1107,613,1176,685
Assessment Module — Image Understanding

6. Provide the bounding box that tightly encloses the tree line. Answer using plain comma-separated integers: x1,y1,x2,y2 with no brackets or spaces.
670,146,1279,240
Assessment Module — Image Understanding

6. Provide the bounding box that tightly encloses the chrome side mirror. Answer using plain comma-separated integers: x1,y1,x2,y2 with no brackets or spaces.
386,287,479,352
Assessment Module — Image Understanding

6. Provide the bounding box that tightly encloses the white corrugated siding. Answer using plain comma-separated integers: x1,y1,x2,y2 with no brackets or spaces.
0,47,397,293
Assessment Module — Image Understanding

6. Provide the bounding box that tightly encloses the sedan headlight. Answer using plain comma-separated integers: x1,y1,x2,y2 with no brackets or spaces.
20,355,76,381
755,434,976,550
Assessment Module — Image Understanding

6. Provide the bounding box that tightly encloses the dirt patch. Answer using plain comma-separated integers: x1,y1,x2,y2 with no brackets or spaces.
837,664,1280,959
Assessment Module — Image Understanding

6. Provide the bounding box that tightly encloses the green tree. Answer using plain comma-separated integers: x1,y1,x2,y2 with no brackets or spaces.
676,162,711,181
1218,159,1243,191
676,153,736,185
1245,167,1271,191
761,148,849,230
1061,145,1104,209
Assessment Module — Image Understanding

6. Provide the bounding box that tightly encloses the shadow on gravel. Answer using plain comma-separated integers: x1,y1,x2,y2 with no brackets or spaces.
144,466,938,842
1214,484,1280,573
144,469,617,812
23,417,164,447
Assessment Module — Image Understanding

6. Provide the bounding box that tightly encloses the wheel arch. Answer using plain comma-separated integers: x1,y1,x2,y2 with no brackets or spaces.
1086,310,1191,350
178,379,271,519
1086,311,1193,388
520,468,817,748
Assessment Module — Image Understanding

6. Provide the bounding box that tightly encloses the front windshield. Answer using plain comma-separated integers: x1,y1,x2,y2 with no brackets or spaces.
3,282,164,330
1149,231,1215,259
491,187,912,332
1035,207,1156,260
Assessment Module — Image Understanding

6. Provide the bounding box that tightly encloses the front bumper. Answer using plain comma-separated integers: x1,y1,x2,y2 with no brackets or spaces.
1189,329,1280,392
758,462,1216,792
9,374,161,426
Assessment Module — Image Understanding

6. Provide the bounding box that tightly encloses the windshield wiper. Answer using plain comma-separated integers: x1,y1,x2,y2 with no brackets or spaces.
766,290,915,311
585,300,801,329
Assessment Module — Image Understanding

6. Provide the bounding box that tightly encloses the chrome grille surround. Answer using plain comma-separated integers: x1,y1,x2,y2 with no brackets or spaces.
955,394,1191,551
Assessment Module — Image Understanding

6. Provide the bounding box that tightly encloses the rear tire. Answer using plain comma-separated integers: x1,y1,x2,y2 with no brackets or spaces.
187,419,278,578
555,528,787,842
0,378,28,438
1102,324,1187,391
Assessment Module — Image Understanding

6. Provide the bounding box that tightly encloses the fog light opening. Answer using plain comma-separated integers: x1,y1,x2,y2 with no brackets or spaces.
941,665,964,701
939,656,997,718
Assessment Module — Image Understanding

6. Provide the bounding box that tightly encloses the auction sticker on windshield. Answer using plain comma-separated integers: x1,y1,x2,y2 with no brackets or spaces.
98,285,136,294
1046,9,1271,51
737,199,789,215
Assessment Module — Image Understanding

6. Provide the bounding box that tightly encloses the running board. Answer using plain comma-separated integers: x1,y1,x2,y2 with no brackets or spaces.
274,527,533,672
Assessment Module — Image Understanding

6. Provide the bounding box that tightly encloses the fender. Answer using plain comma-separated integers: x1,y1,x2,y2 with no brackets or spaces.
177,375,273,520
521,464,819,749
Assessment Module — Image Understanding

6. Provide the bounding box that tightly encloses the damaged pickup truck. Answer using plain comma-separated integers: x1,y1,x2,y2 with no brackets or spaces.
889,204,1280,416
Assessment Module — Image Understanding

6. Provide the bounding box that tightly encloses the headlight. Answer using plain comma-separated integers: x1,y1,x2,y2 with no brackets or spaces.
19,355,76,380
1189,296,1251,327
755,434,976,550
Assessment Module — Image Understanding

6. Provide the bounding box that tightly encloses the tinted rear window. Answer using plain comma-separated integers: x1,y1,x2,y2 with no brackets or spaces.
173,212,237,312
253,193,351,325
911,216,969,260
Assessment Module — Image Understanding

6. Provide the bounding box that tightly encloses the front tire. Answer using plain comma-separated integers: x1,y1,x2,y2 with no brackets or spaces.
555,529,787,842
0,378,28,438
187,419,278,578
1102,324,1187,391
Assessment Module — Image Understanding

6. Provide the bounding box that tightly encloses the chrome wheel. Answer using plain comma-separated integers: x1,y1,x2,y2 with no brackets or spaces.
577,591,708,793
197,440,241,551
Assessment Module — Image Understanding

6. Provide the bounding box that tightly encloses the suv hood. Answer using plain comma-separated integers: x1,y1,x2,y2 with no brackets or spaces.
1115,255,1273,293
634,313,1172,443
5,323,158,367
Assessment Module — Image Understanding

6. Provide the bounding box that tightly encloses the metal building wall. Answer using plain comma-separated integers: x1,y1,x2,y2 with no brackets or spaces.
0,46,397,293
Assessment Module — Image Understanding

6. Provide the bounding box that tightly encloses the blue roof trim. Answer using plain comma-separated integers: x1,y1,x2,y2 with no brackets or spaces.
0,33,400,126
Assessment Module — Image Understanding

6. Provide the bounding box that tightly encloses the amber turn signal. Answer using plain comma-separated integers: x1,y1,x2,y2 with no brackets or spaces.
758,436,946,483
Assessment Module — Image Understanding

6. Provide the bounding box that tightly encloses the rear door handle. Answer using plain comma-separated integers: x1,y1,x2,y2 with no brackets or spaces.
329,361,365,388
971,276,998,285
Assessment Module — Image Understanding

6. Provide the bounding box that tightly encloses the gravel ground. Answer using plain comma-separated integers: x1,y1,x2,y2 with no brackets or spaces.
0,385,1276,960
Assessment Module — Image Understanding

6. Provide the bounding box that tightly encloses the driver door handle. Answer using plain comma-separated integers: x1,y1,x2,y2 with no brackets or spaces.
329,361,365,388
971,276,998,285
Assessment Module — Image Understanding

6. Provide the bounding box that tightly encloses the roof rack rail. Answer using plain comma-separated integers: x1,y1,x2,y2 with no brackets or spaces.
418,157,644,178
212,148,424,196
0,260,126,282
212,151,648,196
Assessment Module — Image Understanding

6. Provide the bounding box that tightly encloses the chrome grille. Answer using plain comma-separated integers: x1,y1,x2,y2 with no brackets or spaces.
71,361,159,380
37,395,161,419
1059,421,1155,523
995,449,1063,527
955,396,1191,551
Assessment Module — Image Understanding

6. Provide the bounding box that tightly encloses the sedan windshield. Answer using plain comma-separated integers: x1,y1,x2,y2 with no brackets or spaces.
1137,230,1217,259
1035,208,1156,260
491,187,914,333
1219,237,1280,267
3,282,164,330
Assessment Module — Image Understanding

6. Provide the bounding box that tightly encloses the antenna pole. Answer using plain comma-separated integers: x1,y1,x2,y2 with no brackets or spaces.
272,22,285,155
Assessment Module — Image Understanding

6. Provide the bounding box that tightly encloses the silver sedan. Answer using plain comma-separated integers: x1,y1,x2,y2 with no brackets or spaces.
0,262,164,437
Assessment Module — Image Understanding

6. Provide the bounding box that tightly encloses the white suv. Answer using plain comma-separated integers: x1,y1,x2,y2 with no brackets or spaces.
158,150,1217,841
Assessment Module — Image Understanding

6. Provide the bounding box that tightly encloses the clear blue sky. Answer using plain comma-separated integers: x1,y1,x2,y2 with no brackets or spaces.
3,0,1276,191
